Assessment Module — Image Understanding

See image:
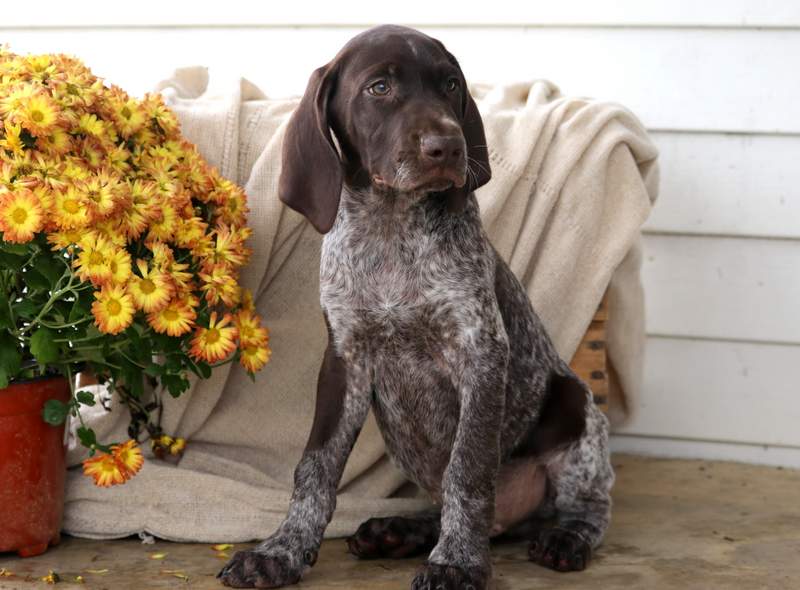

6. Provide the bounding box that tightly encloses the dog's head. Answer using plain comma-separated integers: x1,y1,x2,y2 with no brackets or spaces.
279,24,491,233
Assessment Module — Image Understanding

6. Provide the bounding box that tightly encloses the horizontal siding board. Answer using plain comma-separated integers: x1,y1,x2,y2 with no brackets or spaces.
642,234,800,343
2,28,799,133
1,1,799,28
616,337,800,447
610,435,800,469
645,132,800,239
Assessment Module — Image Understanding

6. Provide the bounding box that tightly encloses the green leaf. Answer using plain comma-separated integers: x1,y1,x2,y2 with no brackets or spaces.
162,372,189,398
30,328,59,365
15,298,39,320
0,242,32,256
0,291,13,330
76,426,97,448
0,251,26,271
144,362,165,377
186,357,212,380
42,399,68,425
30,255,64,288
0,331,21,381
23,268,51,292
76,390,96,406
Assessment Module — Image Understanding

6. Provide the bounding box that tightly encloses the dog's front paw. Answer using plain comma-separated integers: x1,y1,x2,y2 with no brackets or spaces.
411,563,487,590
217,546,317,588
528,526,591,572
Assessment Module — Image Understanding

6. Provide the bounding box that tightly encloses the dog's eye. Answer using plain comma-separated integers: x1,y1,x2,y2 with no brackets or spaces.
367,80,391,96
446,77,460,93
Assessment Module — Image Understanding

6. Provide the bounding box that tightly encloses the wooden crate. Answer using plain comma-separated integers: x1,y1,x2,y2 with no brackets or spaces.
569,293,609,411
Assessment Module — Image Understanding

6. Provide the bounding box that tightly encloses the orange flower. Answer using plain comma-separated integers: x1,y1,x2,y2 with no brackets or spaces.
52,186,91,229
147,296,196,337
199,263,241,307
111,439,143,477
82,452,127,487
189,312,238,364
240,341,271,373
91,284,135,335
82,440,143,487
128,259,174,313
235,309,268,347
0,188,44,243
74,234,113,286
106,247,132,286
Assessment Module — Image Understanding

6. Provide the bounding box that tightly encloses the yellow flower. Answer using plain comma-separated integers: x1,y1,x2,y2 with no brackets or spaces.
106,247,132,286
52,186,90,229
128,259,174,313
0,119,24,156
235,309,268,347
82,452,127,487
240,288,255,313
147,297,195,337
74,233,113,285
147,202,178,242
38,127,72,156
78,113,104,137
0,188,44,243
240,341,270,373
15,92,60,136
91,284,135,335
109,90,145,138
199,263,241,307
189,311,238,364
47,228,83,251
169,437,186,455
111,439,143,477
81,171,119,219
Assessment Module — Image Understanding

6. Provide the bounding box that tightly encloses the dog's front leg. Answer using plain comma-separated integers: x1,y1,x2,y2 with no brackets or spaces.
219,331,371,589
413,320,509,590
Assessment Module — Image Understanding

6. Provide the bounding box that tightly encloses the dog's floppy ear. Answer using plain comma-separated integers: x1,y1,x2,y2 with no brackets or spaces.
433,40,492,213
279,64,342,233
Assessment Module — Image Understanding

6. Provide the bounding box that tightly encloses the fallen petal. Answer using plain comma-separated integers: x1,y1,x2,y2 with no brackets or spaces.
211,543,233,551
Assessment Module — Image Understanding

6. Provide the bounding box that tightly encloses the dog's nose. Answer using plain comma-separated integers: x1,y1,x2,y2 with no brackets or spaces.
420,135,464,165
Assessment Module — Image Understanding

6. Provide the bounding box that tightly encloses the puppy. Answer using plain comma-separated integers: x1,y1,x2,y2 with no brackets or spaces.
219,24,614,590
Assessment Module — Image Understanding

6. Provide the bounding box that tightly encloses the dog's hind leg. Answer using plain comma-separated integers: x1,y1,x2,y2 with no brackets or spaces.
525,372,615,572
346,512,441,559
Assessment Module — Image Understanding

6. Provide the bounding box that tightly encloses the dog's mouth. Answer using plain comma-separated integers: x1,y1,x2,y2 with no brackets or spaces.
373,167,466,193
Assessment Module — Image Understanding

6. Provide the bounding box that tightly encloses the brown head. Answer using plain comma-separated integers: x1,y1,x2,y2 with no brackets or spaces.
279,24,492,233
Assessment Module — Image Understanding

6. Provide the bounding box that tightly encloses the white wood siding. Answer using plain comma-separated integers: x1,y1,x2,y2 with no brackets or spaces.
2,1,799,466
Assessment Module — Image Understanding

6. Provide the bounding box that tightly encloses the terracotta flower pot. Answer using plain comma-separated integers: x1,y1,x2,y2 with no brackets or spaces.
0,375,70,557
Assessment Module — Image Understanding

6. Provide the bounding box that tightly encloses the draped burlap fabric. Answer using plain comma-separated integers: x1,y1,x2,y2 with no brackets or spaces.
62,69,658,542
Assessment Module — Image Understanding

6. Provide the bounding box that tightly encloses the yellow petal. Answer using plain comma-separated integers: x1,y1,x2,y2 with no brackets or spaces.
215,551,230,559
149,552,168,560
160,569,189,581
75,575,85,583
41,570,60,584
0,568,13,577
84,569,109,574
211,543,233,551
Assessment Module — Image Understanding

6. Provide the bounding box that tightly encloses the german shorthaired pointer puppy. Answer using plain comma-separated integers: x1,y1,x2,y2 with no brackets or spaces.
219,24,614,590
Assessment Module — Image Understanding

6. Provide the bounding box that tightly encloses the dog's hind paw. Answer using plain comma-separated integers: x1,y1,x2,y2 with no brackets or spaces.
346,516,438,559
411,563,487,590
218,546,316,588
527,526,591,572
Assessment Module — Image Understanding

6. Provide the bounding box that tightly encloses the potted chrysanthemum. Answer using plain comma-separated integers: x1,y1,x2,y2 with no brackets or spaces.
0,49,270,556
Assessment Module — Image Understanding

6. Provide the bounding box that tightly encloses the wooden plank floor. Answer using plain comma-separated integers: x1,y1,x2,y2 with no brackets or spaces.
1,454,799,589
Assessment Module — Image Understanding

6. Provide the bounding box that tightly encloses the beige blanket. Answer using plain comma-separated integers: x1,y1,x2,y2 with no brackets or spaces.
63,68,658,542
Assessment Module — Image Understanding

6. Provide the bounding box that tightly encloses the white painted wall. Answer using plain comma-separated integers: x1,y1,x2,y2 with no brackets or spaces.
3,0,798,467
